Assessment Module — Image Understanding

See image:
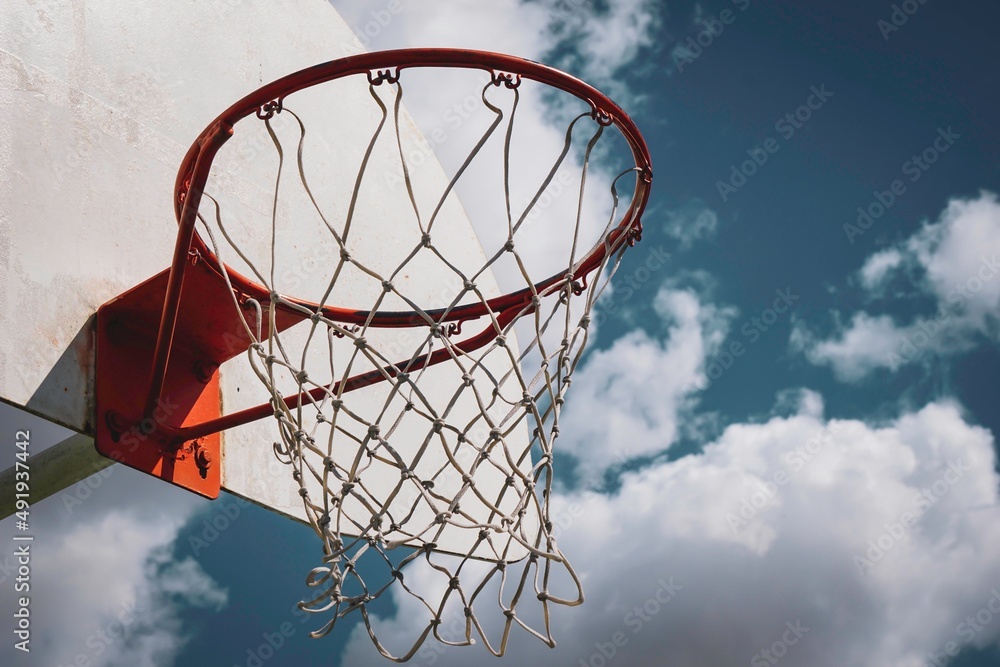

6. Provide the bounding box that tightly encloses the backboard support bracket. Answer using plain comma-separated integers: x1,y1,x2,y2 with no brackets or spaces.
95,256,258,499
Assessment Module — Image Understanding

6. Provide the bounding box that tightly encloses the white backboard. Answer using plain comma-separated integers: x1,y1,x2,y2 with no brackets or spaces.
0,0,533,558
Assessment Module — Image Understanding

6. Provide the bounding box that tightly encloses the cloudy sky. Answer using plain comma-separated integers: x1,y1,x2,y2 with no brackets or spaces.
3,1,1000,666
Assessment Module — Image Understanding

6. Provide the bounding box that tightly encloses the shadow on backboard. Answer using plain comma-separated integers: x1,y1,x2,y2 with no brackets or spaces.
24,315,95,435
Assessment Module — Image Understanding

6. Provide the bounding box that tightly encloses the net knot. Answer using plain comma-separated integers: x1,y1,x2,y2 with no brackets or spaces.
432,419,445,433
323,457,335,471
295,370,308,383
340,248,351,261
580,315,592,328
496,335,507,347
461,473,473,484
503,239,515,252
421,233,432,247
434,512,451,524
354,337,367,350
382,280,394,292
449,577,460,589
368,424,380,438
298,487,309,498
489,428,502,441
463,280,476,291
462,373,474,386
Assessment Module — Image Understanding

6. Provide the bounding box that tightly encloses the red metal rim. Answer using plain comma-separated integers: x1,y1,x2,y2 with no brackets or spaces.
174,48,653,328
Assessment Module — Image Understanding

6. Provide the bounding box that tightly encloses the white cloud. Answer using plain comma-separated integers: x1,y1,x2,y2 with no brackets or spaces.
558,284,734,480
858,247,904,291
795,192,1000,380
545,0,663,90
339,398,1000,667
2,509,226,667
662,203,718,250
908,192,1000,332
791,313,908,382
332,0,553,58
333,0,663,90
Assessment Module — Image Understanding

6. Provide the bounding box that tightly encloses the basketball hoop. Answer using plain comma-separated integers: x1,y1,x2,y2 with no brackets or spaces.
95,49,651,659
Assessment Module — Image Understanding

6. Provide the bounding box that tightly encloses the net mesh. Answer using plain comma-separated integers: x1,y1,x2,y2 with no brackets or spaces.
195,73,642,660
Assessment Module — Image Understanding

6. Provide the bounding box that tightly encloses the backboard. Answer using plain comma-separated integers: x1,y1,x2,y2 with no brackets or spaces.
0,0,531,557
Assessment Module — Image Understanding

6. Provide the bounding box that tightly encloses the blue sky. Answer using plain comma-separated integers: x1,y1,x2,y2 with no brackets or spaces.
2,1,1000,666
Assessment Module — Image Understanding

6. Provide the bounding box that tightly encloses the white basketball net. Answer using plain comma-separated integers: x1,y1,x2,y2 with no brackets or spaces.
196,73,642,660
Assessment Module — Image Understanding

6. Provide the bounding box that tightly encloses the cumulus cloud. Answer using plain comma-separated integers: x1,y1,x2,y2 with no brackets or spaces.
794,192,1000,380
662,202,719,250
334,0,662,89
790,313,908,382
558,283,734,480
858,248,905,291
339,397,1000,667
2,509,226,667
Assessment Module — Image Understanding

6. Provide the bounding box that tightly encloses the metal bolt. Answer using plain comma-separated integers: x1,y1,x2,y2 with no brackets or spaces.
105,410,127,435
194,443,213,478
193,361,217,383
